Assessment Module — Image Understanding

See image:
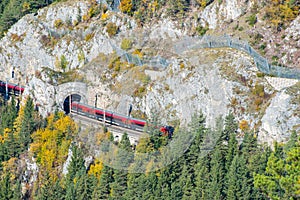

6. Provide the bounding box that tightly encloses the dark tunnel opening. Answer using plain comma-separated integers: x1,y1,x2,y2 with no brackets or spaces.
63,94,82,114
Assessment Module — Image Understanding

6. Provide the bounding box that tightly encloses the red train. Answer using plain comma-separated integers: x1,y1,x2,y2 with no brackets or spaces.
0,80,24,94
71,101,174,138
0,79,174,137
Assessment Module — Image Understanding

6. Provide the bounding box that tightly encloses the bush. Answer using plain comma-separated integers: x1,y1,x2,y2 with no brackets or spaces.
106,22,118,37
54,19,64,29
101,13,109,20
196,25,208,36
84,33,95,41
239,120,249,131
120,0,133,14
55,55,69,72
134,86,146,97
246,14,257,26
82,14,90,22
259,43,266,50
77,50,85,63
180,62,185,69
252,83,265,97
132,49,143,58
121,38,132,50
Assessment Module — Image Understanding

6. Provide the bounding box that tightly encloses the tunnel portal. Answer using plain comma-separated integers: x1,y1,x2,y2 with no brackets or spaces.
63,94,82,114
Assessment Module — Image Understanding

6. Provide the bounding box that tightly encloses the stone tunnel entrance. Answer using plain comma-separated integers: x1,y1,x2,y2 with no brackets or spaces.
63,94,82,114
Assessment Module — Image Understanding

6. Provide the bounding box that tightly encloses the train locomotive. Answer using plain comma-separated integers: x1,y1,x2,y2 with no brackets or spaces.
71,101,174,138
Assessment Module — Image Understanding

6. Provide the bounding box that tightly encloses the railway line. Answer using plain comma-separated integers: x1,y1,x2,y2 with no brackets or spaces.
71,112,148,144
0,80,172,145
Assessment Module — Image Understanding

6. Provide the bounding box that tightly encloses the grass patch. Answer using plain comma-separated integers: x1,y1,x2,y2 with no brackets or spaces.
42,67,85,85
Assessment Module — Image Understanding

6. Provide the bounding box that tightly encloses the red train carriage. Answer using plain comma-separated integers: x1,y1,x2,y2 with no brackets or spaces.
71,101,170,135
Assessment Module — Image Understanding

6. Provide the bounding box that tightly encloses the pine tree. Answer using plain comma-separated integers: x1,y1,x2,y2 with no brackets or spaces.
110,133,132,199
226,155,240,200
125,173,146,200
17,97,36,152
93,165,114,199
0,96,18,133
193,155,210,200
65,145,86,200
225,133,238,172
36,172,53,200
183,112,206,169
110,169,127,200
0,0,22,33
0,172,13,200
75,172,95,200
208,148,225,199
49,180,65,200
254,135,300,199
142,172,158,199
226,155,252,199
66,145,86,184
11,180,22,200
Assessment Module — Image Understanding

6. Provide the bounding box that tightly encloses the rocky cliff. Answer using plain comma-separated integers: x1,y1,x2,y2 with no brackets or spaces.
0,0,299,145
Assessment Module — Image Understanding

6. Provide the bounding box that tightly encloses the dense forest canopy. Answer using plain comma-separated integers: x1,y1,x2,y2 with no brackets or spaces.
0,0,64,37
0,98,299,199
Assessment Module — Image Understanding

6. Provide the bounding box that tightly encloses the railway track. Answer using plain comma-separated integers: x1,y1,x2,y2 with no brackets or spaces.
70,112,148,144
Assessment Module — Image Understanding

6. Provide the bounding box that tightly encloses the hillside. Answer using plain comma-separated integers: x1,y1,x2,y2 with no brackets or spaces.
0,0,299,199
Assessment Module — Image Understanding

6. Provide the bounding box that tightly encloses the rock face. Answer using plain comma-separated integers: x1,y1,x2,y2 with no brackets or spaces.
0,0,299,146
260,91,300,146
201,0,251,29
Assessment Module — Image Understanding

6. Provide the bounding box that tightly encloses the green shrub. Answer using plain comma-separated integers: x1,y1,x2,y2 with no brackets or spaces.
106,22,118,37
121,38,132,50
196,25,208,36
77,50,85,63
84,33,95,41
134,85,146,97
55,55,69,72
252,83,265,97
54,19,64,29
246,14,257,26
256,72,265,77
259,43,266,50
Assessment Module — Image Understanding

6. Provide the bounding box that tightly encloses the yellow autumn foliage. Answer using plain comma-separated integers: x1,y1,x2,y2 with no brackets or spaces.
1,157,19,181
101,12,109,20
0,128,10,143
239,120,249,132
30,112,78,174
88,158,104,179
120,0,133,14
13,105,25,140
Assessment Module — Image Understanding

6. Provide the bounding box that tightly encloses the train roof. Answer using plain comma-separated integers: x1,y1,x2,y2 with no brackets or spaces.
72,101,147,124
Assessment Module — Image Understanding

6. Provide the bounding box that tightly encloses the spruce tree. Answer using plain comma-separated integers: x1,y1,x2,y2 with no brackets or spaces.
66,145,85,184
18,97,36,152
193,155,210,200
110,133,132,199
0,96,18,133
49,180,65,200
75,172,95,200
226,155,252,199
208,148,225,199
93,165,114,199
0,172,13,200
